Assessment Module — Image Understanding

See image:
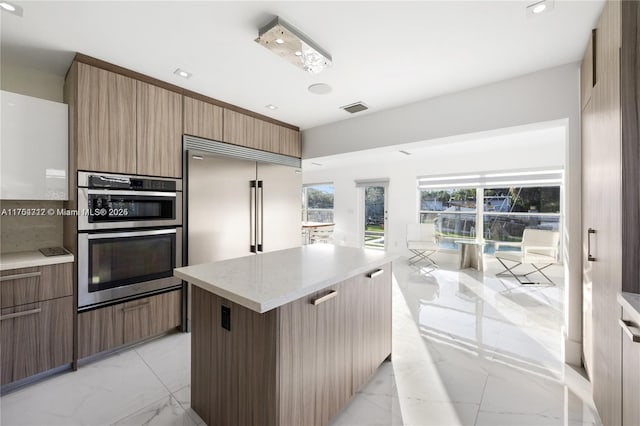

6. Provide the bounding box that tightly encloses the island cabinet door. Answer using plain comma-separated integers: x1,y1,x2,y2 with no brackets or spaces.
313,281,352,425
350,263,393,393
277,292,318,426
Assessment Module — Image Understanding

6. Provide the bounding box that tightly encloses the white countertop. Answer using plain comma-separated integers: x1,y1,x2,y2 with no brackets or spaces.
618,292,640,325
0,250,74,271
174,244,396,313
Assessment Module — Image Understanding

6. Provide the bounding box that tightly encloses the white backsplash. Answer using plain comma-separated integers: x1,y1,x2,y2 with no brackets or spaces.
0,200,64,253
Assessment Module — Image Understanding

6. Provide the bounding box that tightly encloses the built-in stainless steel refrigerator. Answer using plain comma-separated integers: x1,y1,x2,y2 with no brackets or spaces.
186,142,302,265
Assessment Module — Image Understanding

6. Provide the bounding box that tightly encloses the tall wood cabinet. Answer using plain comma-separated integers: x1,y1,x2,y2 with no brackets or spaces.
581,1,639,425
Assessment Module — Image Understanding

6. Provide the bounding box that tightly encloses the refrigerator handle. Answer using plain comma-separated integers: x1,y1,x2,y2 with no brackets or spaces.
250,180,257,253
257,180,264,252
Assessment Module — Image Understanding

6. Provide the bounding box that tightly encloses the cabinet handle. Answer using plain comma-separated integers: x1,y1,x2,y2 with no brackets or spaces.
619,319,640,343
0,271,41,282
367,269,384,279
587,228,596,262
122,302,150,313
312,290,337,306
0,308,42,321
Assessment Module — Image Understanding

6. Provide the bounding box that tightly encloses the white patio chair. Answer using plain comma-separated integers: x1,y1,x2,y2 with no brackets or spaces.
406,223,439,272
495,229,560,285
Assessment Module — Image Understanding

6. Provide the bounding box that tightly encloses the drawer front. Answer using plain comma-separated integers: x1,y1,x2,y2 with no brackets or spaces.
0,296,73,385
1,263,73,308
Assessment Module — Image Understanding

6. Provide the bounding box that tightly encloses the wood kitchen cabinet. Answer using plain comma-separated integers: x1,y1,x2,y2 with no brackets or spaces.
78,289,181,359
223,108,301,158
314,281,352,425
621,305,640,426
75,62,137,174
67,61,182,178
183,96,223,142
581,1,639,425
136,82,183,178
0,263,73,386
191,261,392,426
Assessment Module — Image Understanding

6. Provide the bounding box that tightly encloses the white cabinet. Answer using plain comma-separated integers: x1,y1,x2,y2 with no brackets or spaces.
0,90,68,200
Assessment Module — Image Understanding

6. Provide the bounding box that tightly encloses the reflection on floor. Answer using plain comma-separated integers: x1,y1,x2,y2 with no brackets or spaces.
0,258,600,426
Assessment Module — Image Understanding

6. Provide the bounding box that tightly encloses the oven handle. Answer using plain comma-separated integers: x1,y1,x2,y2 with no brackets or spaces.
86,228,177,240
86,189,177,197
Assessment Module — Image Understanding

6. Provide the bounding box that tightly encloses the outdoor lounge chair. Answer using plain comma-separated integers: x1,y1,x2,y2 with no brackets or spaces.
406,223,439,272
495,228,560,285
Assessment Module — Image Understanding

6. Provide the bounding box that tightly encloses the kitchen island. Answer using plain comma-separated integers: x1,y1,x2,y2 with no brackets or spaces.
174,244,395,426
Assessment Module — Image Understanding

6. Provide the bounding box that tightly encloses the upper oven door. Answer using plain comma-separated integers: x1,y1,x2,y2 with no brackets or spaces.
78,188,182,230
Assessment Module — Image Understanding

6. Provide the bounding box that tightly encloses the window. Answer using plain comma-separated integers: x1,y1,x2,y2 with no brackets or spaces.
420,189,478,247
483,186,560,243
418,170,562,250
302,184,334,223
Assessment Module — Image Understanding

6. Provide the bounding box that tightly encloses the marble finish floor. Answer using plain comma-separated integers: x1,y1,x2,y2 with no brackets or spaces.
1,258,601,426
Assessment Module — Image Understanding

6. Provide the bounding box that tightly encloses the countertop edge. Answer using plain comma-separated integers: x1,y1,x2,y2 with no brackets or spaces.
0,252,75,271
176,254,396,313
618,292,640,325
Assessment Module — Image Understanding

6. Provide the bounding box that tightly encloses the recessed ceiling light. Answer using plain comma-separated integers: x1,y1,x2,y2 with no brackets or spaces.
173,68,192,79
192,155,204,160
0,1,23,16
308,83,332,95
294,51,302,56
265,104,278,110
275,38,285,44
532,3,546,13
526,0,554,16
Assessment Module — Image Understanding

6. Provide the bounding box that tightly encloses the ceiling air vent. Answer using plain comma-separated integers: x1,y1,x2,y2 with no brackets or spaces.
340,102,368,114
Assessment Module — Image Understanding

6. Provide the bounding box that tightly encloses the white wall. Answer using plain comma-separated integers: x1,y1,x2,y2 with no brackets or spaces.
302,62,582,366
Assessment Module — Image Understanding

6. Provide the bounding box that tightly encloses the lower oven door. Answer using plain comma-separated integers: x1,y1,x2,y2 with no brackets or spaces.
78,228,182,310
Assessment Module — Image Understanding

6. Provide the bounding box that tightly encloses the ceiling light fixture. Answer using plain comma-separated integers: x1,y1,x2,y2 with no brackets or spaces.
174,68,192,79
265,104,278,110
526,0,554,16
0,1,23,16
255,16,332,74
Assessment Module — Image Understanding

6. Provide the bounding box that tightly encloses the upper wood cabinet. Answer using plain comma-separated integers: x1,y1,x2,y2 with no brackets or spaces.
68,62,183,178
76,62,137,174
223,109,301,158
136,82,182,178
280,126,302,158
183,96,223,141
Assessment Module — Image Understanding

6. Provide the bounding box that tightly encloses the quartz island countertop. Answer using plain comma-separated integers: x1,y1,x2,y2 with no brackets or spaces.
174,244,396,313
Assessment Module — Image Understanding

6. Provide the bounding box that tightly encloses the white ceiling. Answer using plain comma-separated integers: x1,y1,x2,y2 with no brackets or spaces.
1,1,603,130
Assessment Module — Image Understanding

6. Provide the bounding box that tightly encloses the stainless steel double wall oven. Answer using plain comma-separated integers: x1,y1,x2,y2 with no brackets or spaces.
77,172,183,310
